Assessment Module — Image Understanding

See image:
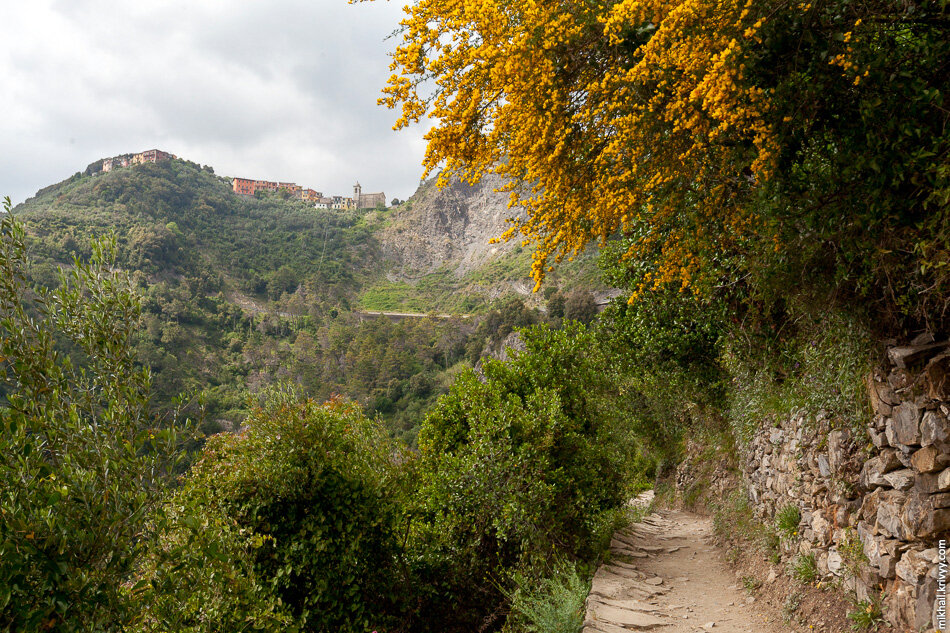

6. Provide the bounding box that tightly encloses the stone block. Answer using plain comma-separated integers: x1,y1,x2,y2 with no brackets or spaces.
887,342,949,369
885,578,917,630
896,548,932,583
827,549,844,575
811,512,832,545
883,468,915,491
861,489,883,523
896,445,915,468
828,429,850,474
900,491,950,538
860,451,903,489
876,490,908,539
817,453,831,478
912,445,946,473
932,493,950,509
890,402,922,446
922,410,950,452
917,575,938,631
869,427,888,449
915,470,950,494
918,509,950,538
877,553,898,579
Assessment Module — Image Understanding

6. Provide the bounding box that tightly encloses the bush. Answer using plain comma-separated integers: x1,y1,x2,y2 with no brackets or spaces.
408,323,637,630
0,209,192,632
153,387,405,633
776,505,802,538
790,554,818,584
506,561,589,633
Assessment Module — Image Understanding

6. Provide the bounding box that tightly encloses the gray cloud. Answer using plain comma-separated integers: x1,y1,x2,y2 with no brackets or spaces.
1,0,426,205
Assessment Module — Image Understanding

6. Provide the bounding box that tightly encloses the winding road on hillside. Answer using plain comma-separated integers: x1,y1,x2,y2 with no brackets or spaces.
584,492,783,633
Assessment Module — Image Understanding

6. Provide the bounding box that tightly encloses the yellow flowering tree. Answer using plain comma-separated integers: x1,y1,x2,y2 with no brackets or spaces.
369,0,949,321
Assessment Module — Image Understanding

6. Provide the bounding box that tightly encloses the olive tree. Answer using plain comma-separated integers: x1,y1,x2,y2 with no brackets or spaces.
0,200,190,632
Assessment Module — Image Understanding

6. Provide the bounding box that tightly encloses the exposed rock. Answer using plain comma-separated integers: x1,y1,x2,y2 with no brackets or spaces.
380,172,526,280
887,342,950,370
876,490,908,539
889,402,922,446
921,410,950,451
896,548,931,584
882,468,915,491
910,445,945,473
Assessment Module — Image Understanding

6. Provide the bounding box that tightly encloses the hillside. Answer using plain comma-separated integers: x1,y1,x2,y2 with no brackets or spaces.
10,156,605,435
365,173,607,312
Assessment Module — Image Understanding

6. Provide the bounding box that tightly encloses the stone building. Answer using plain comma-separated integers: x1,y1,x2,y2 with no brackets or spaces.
353,182,386,209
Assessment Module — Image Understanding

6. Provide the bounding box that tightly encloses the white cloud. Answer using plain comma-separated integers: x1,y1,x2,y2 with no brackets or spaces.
0,0,426,205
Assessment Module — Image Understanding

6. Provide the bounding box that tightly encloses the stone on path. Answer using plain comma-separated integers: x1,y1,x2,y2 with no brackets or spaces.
587,603,671,629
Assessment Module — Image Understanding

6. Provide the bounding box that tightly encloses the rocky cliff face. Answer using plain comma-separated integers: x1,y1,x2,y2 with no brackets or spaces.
379,172,527,281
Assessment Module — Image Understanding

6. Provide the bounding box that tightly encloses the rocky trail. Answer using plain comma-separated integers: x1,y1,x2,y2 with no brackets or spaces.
583,493,782,633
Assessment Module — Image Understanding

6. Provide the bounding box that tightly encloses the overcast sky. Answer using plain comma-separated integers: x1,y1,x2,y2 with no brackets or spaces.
0,0,428,206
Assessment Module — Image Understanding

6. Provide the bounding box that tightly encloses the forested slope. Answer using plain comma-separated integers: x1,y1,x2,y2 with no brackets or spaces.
11,157,602,435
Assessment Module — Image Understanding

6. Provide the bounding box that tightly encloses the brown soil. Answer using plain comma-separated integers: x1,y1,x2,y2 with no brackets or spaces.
584,494,895,633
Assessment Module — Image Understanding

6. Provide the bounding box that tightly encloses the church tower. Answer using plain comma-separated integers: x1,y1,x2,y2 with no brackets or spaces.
353,182,362,207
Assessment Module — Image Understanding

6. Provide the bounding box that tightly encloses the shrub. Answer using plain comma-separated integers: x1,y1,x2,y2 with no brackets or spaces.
847,596,884,631
506,561,590,633
408,323,636,630
153,387,404,633
790,553,819,584
0,209,192,632
776,505,801,538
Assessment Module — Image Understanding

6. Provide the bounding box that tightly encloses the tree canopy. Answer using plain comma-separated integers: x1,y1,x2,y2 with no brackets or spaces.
376,0,949,326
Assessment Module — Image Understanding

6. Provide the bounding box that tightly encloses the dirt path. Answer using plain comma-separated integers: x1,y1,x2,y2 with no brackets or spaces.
583,493,781,632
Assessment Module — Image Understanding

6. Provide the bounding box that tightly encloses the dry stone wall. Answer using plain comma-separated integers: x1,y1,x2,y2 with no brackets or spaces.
742,342,950,631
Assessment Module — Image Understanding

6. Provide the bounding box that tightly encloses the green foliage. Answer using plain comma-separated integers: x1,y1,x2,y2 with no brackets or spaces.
154,387,404,633
775,505,801,538
723,305,875,442
0,208,192,632
712,489,780,558
741,576,760,594
847,596,885,631
838,528,868,579
746,0,950,329
790,554,818,584
408,322,639,630
505,561,589,633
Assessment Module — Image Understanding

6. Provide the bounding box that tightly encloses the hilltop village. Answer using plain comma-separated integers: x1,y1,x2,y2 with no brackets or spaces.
87,149,386,210
231,178,386,210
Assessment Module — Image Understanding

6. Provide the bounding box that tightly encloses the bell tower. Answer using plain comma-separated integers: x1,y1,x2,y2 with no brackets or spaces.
353,182,362,207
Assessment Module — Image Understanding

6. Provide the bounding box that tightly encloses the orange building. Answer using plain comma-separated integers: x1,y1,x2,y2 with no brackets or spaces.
232,177,258,195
